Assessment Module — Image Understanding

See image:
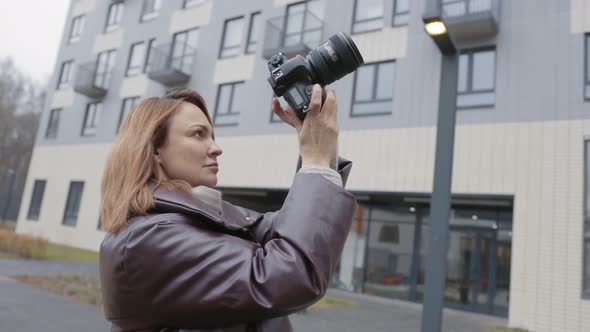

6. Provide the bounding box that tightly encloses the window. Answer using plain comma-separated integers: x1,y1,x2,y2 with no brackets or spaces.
283,0,323,47
213,82,243,126
457,48,496,109
352,0,384,34
46,109,61,139
246,12,261,54
584,140,590,297
378,224,400,243
183,0,205,8
219,17,245,58
26,180,46,221
94,49,117,88
144,38,157,73
126,42,146,76
585,34,590,100
172,29,199,73
105,3,124,32
351,61,394,116
442,0,493,17
141,0,162,22
392,0,409,26
68,15,85,43
62,181,84,227
57,60,74,89
82,102,102,136
118,96,140,131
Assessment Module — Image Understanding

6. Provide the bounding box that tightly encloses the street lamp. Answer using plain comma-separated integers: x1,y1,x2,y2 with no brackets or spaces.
420,1,459,332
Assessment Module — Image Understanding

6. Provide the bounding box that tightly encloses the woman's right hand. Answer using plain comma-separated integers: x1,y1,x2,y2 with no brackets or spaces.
272,84,339,168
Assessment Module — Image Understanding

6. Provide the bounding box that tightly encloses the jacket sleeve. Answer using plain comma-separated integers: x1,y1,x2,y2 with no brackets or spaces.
123,172,357,329
249,157,353,245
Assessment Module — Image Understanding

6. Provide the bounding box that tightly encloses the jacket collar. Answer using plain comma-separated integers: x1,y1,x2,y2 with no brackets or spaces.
151,186,257,232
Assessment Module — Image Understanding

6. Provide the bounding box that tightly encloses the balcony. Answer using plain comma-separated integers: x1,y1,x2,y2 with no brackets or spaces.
442,0,499,41
146,43,195,86
73,61,110,99
262,10,324,60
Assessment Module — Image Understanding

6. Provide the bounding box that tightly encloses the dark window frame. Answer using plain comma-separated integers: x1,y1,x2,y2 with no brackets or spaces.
104,2,124,33
218,16,245,59
118,96,140,132
171,28,199,73
140,0,161,22
350,60,395,117
585,33,590,101
583,139,590,299
245,11,261,54
392,0,410,27
351,0,385,34
46,108,61,139
457,46,497,110
213,81,244,127
94,49,117,88
68,15,85,43
26,179,47,221
125,41,146,77
57,60,74,89
144,38,157,72
81,102,102,137
62,181,84,227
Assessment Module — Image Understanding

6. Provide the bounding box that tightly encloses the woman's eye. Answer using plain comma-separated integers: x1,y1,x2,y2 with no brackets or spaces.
193,130,204,137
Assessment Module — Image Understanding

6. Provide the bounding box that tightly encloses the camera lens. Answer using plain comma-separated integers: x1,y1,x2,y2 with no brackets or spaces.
307,32,364,86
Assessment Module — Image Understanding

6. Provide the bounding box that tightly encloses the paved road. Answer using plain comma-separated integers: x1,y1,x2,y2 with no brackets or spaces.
0,259,507,332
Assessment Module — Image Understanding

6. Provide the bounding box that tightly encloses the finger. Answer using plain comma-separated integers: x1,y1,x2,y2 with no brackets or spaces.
307,84,322,118
272,98,302,131
322,90,338,120
282,106,303,131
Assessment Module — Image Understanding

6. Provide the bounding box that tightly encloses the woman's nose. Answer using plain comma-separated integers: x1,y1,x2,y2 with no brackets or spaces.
209,141,222,157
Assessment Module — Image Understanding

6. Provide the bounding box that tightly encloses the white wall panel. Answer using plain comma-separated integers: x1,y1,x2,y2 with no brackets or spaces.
120,75,149,98
93,29,124,54
351,27,408,63
169,1,212,34
50,89,75,108
213,55,256,84
571,0,590,33
71,0,96,16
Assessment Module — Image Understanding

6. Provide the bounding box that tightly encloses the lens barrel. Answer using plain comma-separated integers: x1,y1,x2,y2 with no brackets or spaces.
307,32,364,86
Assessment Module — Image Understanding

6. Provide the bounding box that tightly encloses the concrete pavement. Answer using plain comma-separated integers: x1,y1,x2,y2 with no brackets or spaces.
0,259,507,331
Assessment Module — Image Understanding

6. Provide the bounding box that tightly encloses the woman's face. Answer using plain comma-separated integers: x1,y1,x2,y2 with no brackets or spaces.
156,101,222,188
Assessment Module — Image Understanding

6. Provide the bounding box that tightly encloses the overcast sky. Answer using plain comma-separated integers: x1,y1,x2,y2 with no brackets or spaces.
0,0,70,85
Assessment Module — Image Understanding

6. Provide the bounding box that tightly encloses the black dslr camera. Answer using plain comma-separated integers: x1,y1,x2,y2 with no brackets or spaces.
267,32,364,120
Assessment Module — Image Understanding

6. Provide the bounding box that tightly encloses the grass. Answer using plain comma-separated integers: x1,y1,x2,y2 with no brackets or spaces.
0,229,98,262
45,242,99,262
310,296,356,309
14,275,102,308
0,251,18,259
489,328,529,332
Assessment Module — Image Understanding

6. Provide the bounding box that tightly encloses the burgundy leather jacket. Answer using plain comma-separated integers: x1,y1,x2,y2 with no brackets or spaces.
100,159,355,332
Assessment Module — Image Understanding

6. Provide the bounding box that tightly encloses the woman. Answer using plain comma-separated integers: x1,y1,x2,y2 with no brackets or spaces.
99,84,356,331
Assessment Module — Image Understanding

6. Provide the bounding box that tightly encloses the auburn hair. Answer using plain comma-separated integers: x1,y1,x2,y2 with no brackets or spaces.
100,89,212,234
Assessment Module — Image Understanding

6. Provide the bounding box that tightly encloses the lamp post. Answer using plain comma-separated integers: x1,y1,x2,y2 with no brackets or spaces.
420,1,459,332
1,169,16,225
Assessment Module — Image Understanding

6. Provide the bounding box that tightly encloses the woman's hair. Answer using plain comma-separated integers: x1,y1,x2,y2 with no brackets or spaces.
100,89,212,234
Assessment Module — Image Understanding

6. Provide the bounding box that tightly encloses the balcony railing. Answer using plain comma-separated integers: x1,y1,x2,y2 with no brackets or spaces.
442,0,499,40
73,61,110,99
262,10,324,59
146,43,195,86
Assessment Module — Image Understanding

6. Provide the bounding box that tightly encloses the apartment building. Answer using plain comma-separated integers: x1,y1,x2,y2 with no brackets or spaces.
15,0,590,330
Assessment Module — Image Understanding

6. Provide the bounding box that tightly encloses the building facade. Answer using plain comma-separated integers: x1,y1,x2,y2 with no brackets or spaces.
15,0,590,330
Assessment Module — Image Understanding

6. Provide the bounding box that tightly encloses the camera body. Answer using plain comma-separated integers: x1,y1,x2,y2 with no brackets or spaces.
267,32,364,120
267,53,317,120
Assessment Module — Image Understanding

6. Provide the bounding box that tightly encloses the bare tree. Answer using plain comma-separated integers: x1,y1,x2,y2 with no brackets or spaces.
0,57,46,222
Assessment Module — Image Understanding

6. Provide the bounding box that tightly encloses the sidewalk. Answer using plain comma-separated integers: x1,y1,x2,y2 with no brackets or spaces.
0,259,507,332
